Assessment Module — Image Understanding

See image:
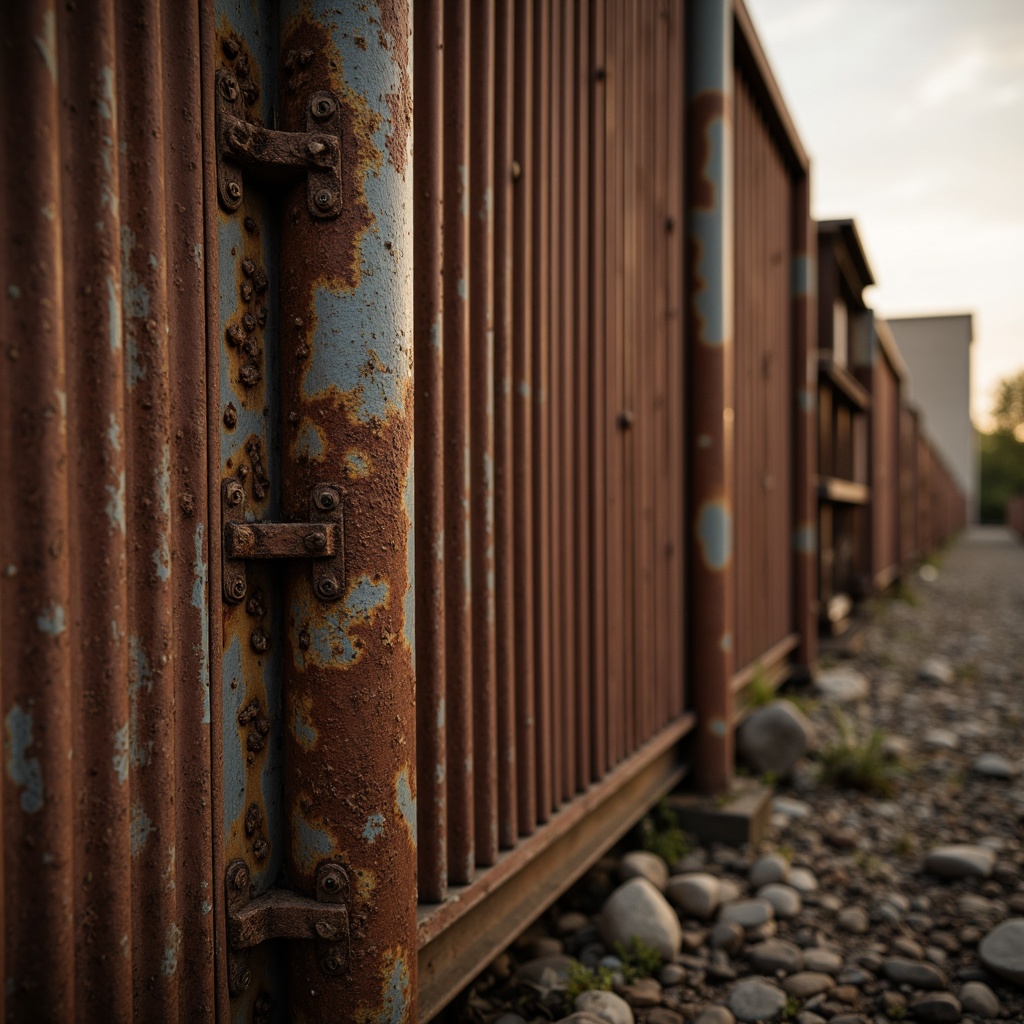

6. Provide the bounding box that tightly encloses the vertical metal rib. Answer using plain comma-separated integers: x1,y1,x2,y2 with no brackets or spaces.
493,0,519,850
470,0,499,867
444,0,475,884
415,0,448,902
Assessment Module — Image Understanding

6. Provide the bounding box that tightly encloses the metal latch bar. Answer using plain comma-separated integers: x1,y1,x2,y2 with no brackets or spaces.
222,480,344,604
226,860,351,998
215,68,342,218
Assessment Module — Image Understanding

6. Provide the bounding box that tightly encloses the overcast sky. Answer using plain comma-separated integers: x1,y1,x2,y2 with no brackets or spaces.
744,0,1024,429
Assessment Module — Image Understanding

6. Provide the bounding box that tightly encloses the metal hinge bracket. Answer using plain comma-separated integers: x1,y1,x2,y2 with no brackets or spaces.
222,479,345,603
226,860,351,997
215,68,342,218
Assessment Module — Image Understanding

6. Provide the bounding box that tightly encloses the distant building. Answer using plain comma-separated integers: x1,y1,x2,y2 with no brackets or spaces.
886,315,976,522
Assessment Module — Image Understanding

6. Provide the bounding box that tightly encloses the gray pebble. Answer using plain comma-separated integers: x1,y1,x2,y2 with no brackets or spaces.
924,844,996,879
748,939,804,975
694,1008,735,1024
959,980,999,1018
748,854,790,888
717,899,774,929
882,957,947,990
727,978,787,1023
574,990,634,1024
756,883,802,919
978,917,1024,986
908,991,962,1023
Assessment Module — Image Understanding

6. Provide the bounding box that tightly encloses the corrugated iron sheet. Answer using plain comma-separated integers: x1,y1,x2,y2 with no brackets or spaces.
0,2,215,1018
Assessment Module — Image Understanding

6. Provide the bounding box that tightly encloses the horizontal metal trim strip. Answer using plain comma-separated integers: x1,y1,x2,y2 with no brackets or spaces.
730,632,800,696
818,357,871,410
417,712,694,1020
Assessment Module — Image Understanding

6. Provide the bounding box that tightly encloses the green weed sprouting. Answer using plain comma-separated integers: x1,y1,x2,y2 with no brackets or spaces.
818,708,900,797
614,937,663,982
639,800,692,865
564,960,613,1012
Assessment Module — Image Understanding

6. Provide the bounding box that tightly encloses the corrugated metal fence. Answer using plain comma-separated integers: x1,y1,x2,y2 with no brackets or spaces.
0,3,215,1020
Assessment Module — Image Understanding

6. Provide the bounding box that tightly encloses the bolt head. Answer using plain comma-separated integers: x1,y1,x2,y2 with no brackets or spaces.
225,481,245,506
228,577,247,601
315,576,340,600
324,955,342,974
308,140,326,156
221,76,239,101
226,181,242,201
233,864,249,891
316,487,340,511
311,95,336,119
314,189,334,209
304,530,327,553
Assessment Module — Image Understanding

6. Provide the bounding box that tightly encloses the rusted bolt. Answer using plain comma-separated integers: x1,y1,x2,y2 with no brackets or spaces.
296,343,310,360
315,486,341,511
227,577,248,603
227,181,242,201
239,364,261,388
256,305,267,327
223,405,238,429
252,836,269,860
241,259,255,277
320,871,342,895
311,95,336,119
225,480,245,506
323,955,343,974
304,530,327,553
231,862,250,892
228,122,250,150
226,322,246,346
308,140,326,157
298,626,310,650
240,280,253,302
315,576,340,601
243,216,257,233
314,919,338,940
220,75,239,101
254,269,268,293
221,37,240,59
237,464,250,480
250,630,269,654
617,410,635,430
242,312,256,333
314,189,334,210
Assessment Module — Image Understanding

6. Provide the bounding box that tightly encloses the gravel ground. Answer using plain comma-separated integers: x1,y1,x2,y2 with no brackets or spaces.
437,526,1024,1024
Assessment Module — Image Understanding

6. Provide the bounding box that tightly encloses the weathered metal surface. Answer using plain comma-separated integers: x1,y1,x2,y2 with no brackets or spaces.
686,0,735,794
1,2,215,1019
275,2,417,1021
413,0,448,904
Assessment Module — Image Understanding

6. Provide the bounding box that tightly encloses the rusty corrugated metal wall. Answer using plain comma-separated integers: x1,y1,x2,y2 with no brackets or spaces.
415,0,691,1014
730,22,809,682
0,2,215,1019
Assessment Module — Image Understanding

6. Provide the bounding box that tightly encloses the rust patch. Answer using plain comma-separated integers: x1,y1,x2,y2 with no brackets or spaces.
378,0,412,175
689,91,726,212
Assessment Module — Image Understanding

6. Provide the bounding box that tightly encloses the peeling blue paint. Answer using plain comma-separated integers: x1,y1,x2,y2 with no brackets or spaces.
192,524,210,724
107,276,122,353
456,278,468,301
5,705,43,813
97,65,115,120
296,421,325,461
113,722,130,785
791,254,816,297
798,388,816,413
293,574,389,668
690,117,728,348
348,575,389,619
517,380,531,399
697,433,713,449
129,635,154,770
8,284,21,299
299,0,413,426
709,717,728,738
106,411,121,452
130,801,153,856
161,922,182,977
395,767,416,847
153,534,171,583
363,812,385,842
437,696,445,729
696,501,732,571
377,954,411,1024
36,603,66,635
292,702,317,751
346,450,371,477
430,315,442,350
294,811,335,874
105,470,126,534
719,632,733,653
794,522,817,556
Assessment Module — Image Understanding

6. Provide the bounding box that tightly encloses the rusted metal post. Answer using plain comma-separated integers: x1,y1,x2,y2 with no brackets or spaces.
792,175,818,668
686,0,735,794
276,3,416,1020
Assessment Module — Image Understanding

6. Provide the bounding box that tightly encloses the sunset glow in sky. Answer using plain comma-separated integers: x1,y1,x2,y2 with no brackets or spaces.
744,0,1024,429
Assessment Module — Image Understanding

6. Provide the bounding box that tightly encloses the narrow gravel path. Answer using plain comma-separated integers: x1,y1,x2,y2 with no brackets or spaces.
442,527,1024,1024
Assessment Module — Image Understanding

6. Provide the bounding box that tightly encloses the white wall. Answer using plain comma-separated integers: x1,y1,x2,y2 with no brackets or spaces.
887,314,977,521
